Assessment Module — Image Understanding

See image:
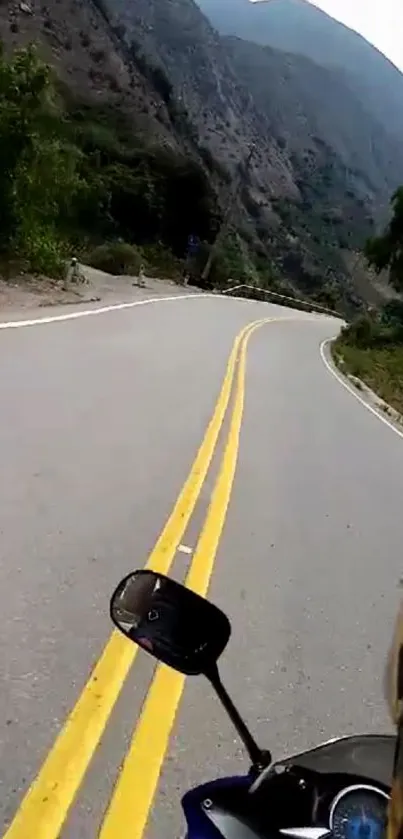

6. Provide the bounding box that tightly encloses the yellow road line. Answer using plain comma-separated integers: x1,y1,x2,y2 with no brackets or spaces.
186,319,269,593
143,318,265,577
3,319,262,839
98,318,273,839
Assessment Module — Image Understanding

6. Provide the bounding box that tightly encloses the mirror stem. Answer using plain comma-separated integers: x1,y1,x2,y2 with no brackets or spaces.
206,664,271,772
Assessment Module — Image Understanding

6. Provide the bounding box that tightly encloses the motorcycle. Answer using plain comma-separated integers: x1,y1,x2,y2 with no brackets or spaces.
110,570,393,839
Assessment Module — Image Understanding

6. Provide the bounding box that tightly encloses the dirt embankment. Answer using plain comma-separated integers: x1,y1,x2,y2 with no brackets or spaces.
0,265,193,316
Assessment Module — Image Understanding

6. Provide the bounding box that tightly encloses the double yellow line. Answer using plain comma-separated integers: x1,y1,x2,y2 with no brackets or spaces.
4,317,274,839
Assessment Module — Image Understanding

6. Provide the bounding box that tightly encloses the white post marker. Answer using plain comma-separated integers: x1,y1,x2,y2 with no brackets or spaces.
138,264,146,288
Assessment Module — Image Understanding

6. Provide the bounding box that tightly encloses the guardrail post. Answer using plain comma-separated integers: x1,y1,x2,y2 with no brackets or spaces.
65,256,80,285
138,264,146,288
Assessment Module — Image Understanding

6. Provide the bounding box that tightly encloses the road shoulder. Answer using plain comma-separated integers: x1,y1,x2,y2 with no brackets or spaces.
320,337,403,440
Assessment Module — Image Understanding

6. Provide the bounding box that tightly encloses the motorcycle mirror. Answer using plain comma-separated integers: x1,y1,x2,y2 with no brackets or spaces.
110,570,231,676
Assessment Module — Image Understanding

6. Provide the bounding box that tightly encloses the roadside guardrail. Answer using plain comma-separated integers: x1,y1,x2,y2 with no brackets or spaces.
220,284,341,318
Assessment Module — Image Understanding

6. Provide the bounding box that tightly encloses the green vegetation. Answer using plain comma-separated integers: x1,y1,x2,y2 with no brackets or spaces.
333,300,403,415
333,340,403,415
0,43,220,279
86,240,184,278
139,242,184,280
86,242,143,275
332,188,403,415
365,187,403,292
0,44,79,276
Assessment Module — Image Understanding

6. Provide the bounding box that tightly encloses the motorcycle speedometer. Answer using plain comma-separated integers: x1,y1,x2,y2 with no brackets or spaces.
330,784,388,839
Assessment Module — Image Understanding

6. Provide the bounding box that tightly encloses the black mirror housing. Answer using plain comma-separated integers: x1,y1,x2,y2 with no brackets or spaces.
110,570,231,676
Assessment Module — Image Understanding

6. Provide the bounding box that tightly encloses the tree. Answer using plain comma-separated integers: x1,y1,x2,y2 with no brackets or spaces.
0,43,81,274
365,187,403,290
0,43,50,246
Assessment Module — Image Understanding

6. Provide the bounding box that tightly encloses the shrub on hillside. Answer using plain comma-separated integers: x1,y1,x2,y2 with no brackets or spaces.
140,242,182,279
338,312,403,349
17,225,67,278
381,300,403,340
87,242,142,275
339,315,382,348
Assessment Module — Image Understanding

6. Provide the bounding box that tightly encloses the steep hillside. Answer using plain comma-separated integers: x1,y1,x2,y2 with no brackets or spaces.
99,0,402,301
0,0,397,311
1,0,173,143
225,36,403,209
101,0,297,201
0,0,227,278
196,0,403,142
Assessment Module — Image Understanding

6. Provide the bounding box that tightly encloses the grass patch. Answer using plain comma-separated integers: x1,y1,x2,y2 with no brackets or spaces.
333,339,403,414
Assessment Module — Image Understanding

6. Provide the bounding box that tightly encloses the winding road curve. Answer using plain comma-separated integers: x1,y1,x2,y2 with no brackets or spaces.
0,293,401,839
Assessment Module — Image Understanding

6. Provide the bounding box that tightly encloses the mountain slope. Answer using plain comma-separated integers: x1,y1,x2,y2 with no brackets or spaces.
101,0,297,200
0,0,231,272
196,0,403,141
2,0,175,143
0,0,398,310
100,0,396,302
225,36,403,208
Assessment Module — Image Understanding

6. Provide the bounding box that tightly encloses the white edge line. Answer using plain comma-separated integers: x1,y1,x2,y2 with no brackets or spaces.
0,291,337,331
0,293,204,330
320,338,403,441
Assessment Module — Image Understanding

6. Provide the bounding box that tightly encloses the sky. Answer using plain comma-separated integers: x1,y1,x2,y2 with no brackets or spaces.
250,0,402,71
306,0,402,71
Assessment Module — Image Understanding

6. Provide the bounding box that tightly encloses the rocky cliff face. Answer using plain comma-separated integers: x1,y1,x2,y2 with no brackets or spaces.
100,0,401,299
1,0,174,143
225,36,403,210
102,0,299,203
196,0,403,143
101,0,403,212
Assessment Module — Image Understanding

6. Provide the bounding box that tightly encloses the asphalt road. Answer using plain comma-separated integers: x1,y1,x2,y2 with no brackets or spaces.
1,293,402,839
